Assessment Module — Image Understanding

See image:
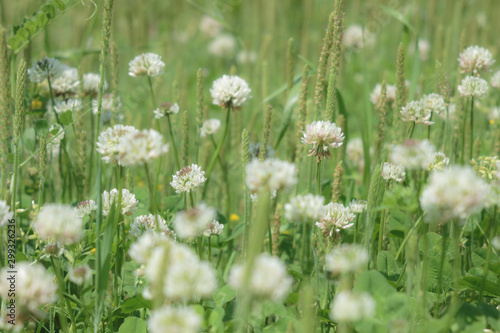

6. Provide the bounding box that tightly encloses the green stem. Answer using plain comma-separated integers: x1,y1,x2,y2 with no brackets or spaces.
406,121,416,140
144,163,156,214
236,190,271,332
210,136,231,216
189,191,195,208
208,237,212,260
316,159,322,195
460,102,468,165
307,157,314,193
50,257,73,333
243,187,250,259
167,114,181,170
433,231,447,317
202,106,231,199
469,96,474,160
10,140,20,219
445,221,463,329
198,236,204,259
377,209,386,255
88,97,95,189
147,76,157,107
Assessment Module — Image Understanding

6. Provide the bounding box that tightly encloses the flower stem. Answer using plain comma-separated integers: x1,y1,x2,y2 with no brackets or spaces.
144,163,156,214
316,159,322,195
469,96,474,160
203,106,231,199
50,257,74,333
147,76,156,107
210,136,231,217
167,114,181,170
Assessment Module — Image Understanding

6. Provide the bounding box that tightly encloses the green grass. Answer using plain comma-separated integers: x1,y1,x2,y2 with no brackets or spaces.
1,0,500,332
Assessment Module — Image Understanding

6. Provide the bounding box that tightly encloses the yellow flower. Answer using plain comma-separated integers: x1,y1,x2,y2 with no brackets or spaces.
490,119,495,125
91,248,96,255
229,214,240,222
137,180,145,188
31,99,43,110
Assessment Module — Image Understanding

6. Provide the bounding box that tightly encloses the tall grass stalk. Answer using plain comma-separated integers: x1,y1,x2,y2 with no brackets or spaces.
11,59,26,219
0,26,10,200
93,0,114,331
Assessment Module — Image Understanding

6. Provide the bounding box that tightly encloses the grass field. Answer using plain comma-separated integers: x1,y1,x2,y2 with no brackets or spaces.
0,0,500,332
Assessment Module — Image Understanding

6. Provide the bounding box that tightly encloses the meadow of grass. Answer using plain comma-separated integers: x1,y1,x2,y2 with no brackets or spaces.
0,0,500,332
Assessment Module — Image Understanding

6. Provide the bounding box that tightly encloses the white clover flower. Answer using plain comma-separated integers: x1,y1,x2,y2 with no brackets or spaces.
53,98,83,114
236,50,258,65
170,164,207,194
117,129,169,166
458,76,489,98
412,39,431,62
34,204,83,245
382,162,406,183
0,263,58,322
51,65,80,95
96,125,138,164
68,265,92,286
42,241,64,258
428,152,449,171
153,102,179,119
47,124,65,147
491,71,500,88
284,194,325,223
458,46,495,75
370,83,396,105
0,200,13,227
210,74,251,108
199,15,223,37
148,306,202,333
343,24,376,49
203,220,224,237
325,244,369,276
82,73,107,96
229,253,293,302
421,93,447,119
129,232,171,265
390,139,435,170
348,199,368,213
28,57,63,83
208,33,237,58
130,214,175,238
162,244,217,301
316,203,356,236
346,138,365,170
200,118,221,137
330,291,375,323
172,203,216,239
129,53,165,77
102,188,139,217
400,100,433,125
302,121,345,159
74,200,97,218
420,166,489,224
143,241,217,302
245,158,297,193
92,93,122,115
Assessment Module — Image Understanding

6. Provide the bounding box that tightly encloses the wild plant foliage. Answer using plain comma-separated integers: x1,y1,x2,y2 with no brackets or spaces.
0,0,500,332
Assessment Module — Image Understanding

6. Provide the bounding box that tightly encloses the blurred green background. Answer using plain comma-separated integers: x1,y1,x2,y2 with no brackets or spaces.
2,0,499,140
